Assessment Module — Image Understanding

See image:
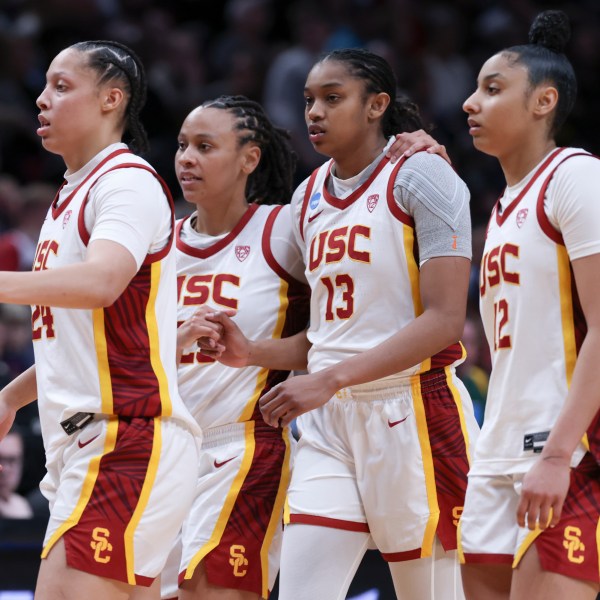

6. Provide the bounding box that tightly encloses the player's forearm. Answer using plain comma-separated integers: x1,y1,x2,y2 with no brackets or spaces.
0,263,127,309
0,365,38,410
248,330,310,371
540,328,600,463
322,308,464,392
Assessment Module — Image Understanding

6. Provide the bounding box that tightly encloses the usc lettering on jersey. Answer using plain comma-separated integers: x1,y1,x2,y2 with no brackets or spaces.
176,204,309,428
297,155,464,377
474,147,596,475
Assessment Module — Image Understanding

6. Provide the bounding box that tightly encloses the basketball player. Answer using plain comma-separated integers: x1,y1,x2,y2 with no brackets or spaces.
203,49,479,600
160,95,309,600
459,10,600,600
0,41,200,600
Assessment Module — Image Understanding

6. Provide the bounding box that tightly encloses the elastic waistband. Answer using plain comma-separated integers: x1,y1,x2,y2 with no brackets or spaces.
201,420,286,448
334,368,451,402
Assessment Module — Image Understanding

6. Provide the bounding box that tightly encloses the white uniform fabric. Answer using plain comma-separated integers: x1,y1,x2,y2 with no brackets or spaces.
288,369,478,556
175,203,308,428
33,143,199,463
290,146,469,375
472,147,600,476
458,472,530,561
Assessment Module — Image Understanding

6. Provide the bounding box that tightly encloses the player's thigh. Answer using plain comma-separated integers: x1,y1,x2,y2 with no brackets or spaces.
180,561,260,600
389,538,465,600
511,543,598,600
36,537,150,600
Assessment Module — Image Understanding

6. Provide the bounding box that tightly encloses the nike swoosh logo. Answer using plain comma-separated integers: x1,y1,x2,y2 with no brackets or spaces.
78,434,100,448
214,457,236,469
308,210,324,223
388,416,409,428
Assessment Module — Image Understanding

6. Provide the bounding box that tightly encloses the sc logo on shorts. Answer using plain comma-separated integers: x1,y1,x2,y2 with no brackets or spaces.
229,544,249,577
90,527,113,564
563,526,585,564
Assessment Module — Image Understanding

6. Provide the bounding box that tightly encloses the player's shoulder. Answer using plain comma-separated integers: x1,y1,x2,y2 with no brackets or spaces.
552,148,600,179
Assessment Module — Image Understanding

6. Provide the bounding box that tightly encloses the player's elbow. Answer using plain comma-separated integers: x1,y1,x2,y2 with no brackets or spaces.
87,272,130,308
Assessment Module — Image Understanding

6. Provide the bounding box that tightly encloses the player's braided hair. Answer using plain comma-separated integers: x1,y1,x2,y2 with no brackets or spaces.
71,40,150,154
202,95,297,205
503,10,576,136
319,48,424,136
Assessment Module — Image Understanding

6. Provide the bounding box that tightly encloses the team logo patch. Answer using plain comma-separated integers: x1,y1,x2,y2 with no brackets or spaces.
309,192,321,210
367,194,379,212
516,208,528,228
235,245,250,262
62,210,72,229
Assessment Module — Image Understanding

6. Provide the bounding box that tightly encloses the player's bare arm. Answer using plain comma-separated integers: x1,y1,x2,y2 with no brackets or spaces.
0,239,137,309
260,255,470,427
517,251,600,531
202,311,310,371
0,365,38,450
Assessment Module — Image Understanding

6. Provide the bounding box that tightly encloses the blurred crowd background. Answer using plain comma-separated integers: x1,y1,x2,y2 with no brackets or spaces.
1,0,599,547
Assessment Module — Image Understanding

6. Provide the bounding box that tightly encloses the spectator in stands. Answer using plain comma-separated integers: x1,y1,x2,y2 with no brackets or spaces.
0,426,33,519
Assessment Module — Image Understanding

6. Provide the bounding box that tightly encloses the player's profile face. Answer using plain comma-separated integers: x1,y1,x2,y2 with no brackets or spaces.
463,53,534,159
175,106,251,206
35,48,106,164
303,60,375,158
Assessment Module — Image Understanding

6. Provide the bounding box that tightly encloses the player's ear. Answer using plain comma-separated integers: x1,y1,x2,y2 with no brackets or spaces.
101,87,125,114
241,145,261,175
367,92,390,121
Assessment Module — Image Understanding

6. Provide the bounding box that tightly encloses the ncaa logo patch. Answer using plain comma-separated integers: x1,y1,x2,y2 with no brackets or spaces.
235,245,250,262
63,210,72,229
516,208,528,228
309,192,321,210
367,194,379,212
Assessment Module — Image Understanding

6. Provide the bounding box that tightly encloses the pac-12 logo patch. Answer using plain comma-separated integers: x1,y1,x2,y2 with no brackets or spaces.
516,208,528,228
309,192,321,210
63,210,72,229
235,245,250,262
367,194,379,212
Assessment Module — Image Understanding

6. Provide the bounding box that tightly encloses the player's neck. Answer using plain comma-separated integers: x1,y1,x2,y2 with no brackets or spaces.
193,200,250,236
499,138,557,187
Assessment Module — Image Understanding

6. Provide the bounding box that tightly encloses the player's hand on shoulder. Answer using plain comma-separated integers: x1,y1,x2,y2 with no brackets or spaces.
516,456,571,531
259,371,337,427
387,130,451,165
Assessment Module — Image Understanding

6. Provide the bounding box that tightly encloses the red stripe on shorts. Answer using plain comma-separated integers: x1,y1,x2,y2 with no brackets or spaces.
288,513,370,533
420,369,470,551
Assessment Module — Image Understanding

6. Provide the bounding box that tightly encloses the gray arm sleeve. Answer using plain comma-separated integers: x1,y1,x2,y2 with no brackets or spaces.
394,153,472,263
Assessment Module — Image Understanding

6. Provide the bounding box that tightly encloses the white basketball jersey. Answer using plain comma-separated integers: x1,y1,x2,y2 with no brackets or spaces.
176,204,309,429
474,147,592,475
33,148,198,455
297,155,463,376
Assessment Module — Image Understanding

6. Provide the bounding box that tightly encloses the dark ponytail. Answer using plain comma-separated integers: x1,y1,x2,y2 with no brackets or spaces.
503,10,576,135
71,40,150,154
318,48,424,136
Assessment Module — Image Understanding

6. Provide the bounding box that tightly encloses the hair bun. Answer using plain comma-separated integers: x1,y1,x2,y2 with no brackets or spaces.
528,10,570,53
